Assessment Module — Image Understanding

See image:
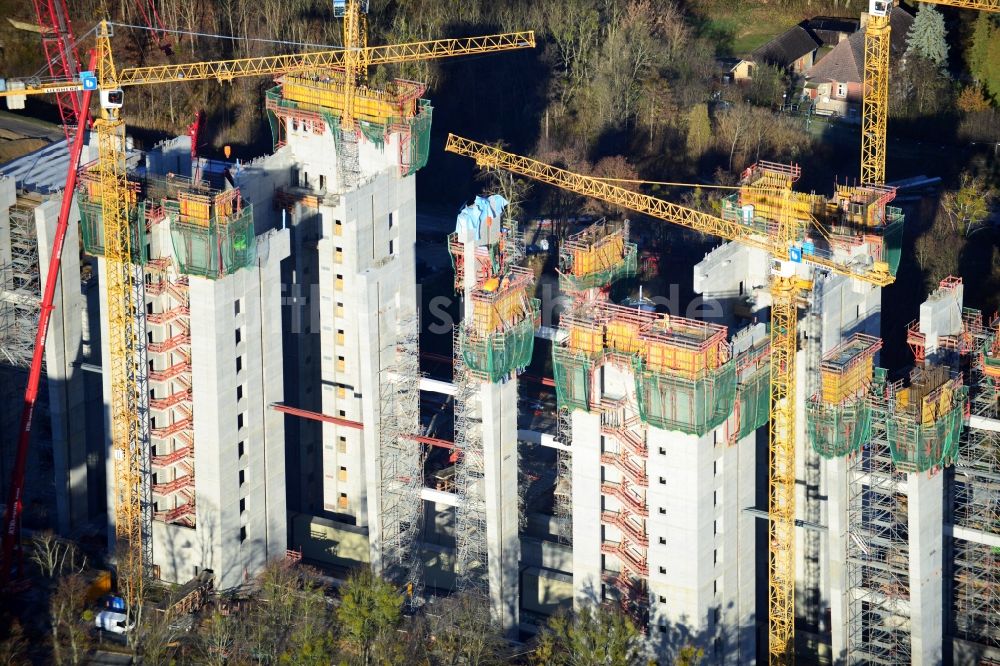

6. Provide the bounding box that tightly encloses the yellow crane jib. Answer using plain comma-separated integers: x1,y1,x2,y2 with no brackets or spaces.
0,16,535,619
444,133,897,666
444,134,896,288
0,28,535,97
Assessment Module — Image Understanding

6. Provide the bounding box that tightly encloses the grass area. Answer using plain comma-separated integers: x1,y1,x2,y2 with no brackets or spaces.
690,0,856,56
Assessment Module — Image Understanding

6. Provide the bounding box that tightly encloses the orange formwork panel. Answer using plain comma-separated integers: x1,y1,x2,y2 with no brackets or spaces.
572,233,625,276
606,319,643,355
638,314,729,377
469,265,535,334
280,74,425,126
819,334,882,404
567,324,603,354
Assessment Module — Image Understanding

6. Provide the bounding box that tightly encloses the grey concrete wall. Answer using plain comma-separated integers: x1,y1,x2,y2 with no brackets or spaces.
34,197,88,532
571,409,602,606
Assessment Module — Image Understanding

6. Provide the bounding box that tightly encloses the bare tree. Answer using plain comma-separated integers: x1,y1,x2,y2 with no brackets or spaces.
0,621,29,665
49,574,91,665
426,592,506,666
31,532,86,579
197,611,237,666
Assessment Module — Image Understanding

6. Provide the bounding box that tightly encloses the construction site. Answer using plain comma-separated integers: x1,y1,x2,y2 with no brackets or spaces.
0,0,997,664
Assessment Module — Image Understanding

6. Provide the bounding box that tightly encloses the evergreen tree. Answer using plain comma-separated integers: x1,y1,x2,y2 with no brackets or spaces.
337,569,403,666
967,14,1000,104
905,3,949,67
685,103,712,159
532,605,640,666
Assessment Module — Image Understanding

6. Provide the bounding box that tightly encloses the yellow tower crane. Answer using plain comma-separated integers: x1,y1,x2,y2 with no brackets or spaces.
444,135,897,665
1,18,533,614
861,0,999,186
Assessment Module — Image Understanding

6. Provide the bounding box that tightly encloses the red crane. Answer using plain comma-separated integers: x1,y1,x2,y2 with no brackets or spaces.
30,0,83,145
0,51,96,584
0,0,101,584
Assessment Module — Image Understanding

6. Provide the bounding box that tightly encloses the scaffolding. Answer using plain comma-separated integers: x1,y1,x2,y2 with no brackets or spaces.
951,312,1000,650
847,369,912,665
447,232,507,294
557,219,637,293
553,407,573,546
452,323,489,597
806,334,883,459
377,312,424,604
0,200,42,369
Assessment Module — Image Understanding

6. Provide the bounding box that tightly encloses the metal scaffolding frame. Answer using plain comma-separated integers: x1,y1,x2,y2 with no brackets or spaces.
452,324,489,597
553,408,572,546
0,202,43,369
377,311,424,603
846,378,912,666
950,317,999,650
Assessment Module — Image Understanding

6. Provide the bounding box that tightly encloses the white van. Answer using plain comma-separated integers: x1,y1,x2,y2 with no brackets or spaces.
95,609,133,635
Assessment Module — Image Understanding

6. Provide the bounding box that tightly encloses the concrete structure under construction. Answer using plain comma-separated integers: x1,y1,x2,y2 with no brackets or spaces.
267,73,428,591
0,159,93,535
81,136,290,589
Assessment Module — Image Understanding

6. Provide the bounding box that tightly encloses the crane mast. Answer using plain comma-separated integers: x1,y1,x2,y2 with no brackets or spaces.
444,135,894,665
0,15,533,608
94,22,152,608
861,0,1000,186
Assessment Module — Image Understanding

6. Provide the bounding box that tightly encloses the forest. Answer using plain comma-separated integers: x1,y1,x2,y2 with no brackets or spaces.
0,0,998,320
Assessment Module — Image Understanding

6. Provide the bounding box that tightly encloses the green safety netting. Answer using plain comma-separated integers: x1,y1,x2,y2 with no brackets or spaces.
167,204,256,279
78,196,148,264
633,358,736,436
882,209,904,277
559,243,638,292
401,100,432,176
461,300,538,383
806,397,872,459
886,385,968,473
552,346,595,412
733,366,770,441
359,119,386,149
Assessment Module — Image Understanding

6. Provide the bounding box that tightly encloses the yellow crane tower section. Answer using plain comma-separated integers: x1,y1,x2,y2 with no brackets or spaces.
444,135,896,665
861,0,999,185
2,20,533,615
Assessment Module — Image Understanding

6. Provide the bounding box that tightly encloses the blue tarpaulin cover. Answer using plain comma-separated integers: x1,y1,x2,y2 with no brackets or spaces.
455,194,508,241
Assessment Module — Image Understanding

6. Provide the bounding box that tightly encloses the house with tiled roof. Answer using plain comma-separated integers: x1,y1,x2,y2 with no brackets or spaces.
802,7,913,121
750,25,822,75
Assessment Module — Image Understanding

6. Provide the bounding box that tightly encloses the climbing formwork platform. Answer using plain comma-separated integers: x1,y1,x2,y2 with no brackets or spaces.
552,300,736,436
558,219,637,293
265,77,433,177
460,265,539,382
880,365,968,474
806,334,882,459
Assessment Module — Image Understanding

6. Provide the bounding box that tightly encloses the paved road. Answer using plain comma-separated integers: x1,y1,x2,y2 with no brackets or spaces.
0,110,64,142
